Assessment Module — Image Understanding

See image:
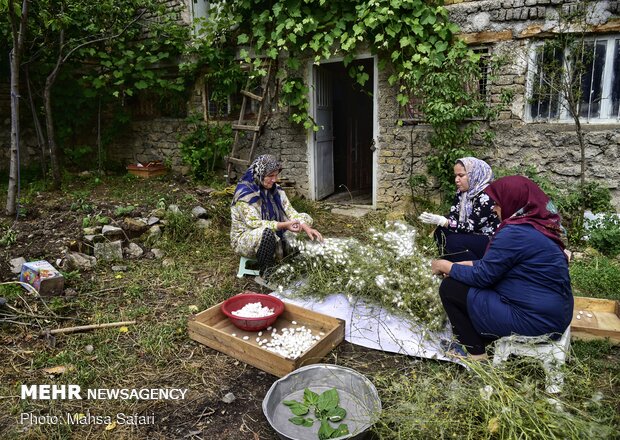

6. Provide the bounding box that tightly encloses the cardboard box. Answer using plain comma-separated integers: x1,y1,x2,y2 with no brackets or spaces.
188,301,345,377
571,297,620,344
19,260,64,296
126,163,167,178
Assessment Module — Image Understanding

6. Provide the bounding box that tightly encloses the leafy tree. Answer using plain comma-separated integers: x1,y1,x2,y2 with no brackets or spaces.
179,114,233,181
32,0,182,188
7,0,189,189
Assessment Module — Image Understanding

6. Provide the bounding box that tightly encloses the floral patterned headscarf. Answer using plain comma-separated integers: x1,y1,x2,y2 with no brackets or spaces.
232,155,287,235
456,157,494,223
250,154,283,186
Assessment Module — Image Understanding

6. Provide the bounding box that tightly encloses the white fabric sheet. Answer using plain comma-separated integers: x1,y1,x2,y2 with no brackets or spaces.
271,290,458,363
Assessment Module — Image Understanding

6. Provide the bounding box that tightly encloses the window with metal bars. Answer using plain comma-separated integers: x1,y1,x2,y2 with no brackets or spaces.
402,47,490,122
204,83,261,120
528,36,620,122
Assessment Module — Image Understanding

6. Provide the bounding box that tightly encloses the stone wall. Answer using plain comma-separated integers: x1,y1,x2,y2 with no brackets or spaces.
376,65,430,206
0,78,10,167
237,0,620,209
254,113,310,195
491,123,620,185
0,78,40,171
107,119,190,169
446,0,620,33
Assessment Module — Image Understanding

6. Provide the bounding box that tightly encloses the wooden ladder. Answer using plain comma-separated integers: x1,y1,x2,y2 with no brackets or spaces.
226,59,275,183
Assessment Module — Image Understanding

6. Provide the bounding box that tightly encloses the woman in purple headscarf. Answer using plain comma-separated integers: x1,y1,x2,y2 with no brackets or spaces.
419,157,500,262
430,176,573,359
231,154,322,277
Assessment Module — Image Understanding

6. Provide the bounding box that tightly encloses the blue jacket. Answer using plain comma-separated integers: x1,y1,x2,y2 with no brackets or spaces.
449,224,573,337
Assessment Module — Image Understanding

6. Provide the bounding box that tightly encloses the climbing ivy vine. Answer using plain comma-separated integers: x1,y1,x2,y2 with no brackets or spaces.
193,0,501,191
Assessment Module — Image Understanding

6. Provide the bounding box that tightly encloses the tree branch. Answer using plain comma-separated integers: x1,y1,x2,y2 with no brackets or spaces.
60,9,147,65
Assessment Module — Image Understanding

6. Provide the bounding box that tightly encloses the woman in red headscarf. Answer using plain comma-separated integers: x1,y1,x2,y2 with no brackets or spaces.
431,176,573,359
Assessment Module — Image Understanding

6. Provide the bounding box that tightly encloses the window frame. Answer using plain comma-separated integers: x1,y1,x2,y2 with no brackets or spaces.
526,35,620,124
190,0,210,21
400,46,491,123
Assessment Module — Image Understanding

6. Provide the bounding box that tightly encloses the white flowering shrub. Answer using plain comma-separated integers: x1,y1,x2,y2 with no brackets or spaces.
271,221,446,330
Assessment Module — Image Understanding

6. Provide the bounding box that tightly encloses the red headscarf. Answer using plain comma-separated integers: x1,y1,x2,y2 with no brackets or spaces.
484,176,566,251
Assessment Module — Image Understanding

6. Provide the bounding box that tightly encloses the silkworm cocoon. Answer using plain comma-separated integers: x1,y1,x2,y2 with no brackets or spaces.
232,302,275,318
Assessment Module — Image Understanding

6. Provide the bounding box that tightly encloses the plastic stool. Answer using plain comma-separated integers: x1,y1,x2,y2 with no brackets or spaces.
492,326,571,394
237,256,260,278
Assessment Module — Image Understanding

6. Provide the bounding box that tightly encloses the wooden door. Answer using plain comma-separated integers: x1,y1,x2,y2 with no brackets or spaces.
345,74,373,191
313,66,335,200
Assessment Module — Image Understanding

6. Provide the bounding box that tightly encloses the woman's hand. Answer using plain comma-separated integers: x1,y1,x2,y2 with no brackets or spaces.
300,223,323,242
419,212,449,227
431,259,453,277
279,220,301,232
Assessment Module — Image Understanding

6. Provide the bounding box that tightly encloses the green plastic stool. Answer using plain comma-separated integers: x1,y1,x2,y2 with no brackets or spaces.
237,256,260,278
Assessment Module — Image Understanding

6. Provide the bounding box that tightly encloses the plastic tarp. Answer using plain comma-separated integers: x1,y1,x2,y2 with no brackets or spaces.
271,290,458,363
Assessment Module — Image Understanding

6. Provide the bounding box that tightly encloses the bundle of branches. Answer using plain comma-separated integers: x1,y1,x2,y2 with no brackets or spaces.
270,221,446,331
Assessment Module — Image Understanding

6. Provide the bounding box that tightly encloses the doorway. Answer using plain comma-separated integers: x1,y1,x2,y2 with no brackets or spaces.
311,58,375,205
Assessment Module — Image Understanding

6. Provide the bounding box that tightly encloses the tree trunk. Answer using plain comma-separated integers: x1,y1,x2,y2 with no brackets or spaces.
6,0,29,216
575,118,586,188
574,117,587,218
25,66,48,177
44,77,62,189
7,48,20,216
44,37,65,190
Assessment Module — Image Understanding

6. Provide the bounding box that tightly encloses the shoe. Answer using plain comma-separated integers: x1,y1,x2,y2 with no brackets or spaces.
440,339,469,357
440,339,488,361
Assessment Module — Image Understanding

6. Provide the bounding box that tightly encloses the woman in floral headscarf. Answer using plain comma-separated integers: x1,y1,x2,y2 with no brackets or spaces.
231,154,322,277
431,176,573,359
419,157,500,262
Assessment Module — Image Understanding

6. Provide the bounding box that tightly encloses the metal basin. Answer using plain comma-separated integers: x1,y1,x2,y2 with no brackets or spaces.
262,364,381,440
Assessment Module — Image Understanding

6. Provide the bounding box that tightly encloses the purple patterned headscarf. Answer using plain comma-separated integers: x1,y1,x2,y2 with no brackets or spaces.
456,157,494,223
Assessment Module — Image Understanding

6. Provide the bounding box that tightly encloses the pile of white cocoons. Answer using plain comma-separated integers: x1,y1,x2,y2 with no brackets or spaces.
232,302,275,318
261,326,322,359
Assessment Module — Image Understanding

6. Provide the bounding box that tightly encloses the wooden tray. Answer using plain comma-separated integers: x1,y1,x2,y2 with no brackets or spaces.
126,164,167,178
571,297,620,344
188,301,345,377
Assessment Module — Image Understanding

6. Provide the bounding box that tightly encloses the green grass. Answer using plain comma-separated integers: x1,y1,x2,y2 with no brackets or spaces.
0,174,619,440
372,356,617,439
570,255,620,300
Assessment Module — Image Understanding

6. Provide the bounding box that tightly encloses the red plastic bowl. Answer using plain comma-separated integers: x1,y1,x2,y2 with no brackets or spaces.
221,292,285,332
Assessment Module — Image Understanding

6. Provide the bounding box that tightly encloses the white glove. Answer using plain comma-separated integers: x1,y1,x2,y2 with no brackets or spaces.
418,212,448,227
